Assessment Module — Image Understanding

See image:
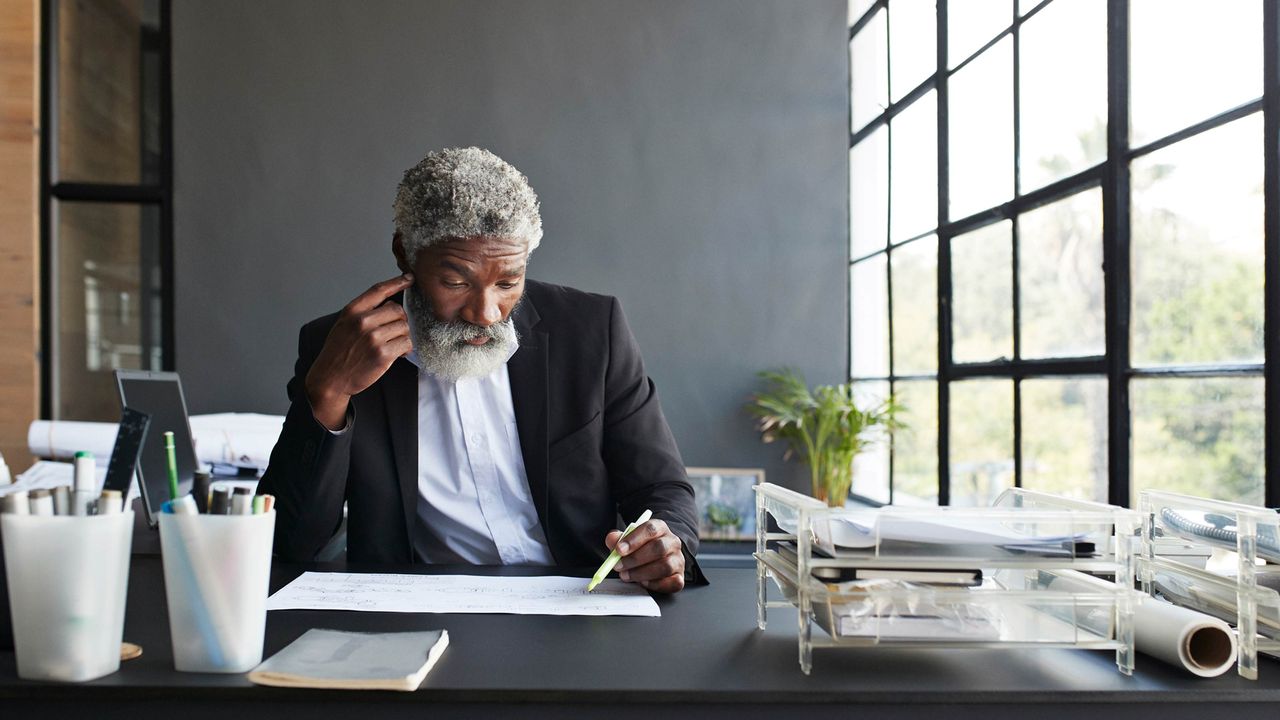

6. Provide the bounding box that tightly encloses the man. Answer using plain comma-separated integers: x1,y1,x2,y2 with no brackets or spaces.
259,147,703,592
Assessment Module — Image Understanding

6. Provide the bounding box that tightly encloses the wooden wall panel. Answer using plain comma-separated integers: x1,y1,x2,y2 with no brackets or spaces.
0,0,39,470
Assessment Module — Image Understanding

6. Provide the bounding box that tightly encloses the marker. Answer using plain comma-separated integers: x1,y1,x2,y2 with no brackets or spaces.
163,431,179,501
192,470,211,513
252,495,265,514
231,487,252,515
28,489,54,516
260,494,274,513
586,509,653,592
96,489,123,515
72,451,96,516
52,485,71,516
2,490,30,515
209,486,231,515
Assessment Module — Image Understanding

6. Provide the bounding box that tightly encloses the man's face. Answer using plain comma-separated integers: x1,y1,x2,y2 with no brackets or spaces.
395,234,528,381
411,235,528,330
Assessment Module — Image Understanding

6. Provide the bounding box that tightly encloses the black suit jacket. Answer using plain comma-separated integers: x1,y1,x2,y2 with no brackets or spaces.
258,280,705,584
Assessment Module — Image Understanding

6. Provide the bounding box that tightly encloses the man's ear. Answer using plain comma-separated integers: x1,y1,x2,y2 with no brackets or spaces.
391,232,412,273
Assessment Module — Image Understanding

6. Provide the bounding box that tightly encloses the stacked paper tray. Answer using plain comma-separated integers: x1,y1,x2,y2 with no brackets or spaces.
1139,490,1280,680
753,483,1140,675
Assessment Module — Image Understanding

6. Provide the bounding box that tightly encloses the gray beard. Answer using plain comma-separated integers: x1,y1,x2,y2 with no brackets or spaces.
405,287,520,382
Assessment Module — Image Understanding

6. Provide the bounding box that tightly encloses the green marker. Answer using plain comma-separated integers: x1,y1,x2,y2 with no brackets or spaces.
587,509,652,592
163,430,179,501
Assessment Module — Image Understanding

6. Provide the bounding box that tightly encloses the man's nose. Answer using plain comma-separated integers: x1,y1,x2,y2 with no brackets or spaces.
460,290,502,327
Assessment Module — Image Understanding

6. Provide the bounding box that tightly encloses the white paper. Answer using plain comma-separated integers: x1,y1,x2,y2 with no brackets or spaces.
267,572,661,617
0,460,142,505
0,460,106,496
785,509,1082,550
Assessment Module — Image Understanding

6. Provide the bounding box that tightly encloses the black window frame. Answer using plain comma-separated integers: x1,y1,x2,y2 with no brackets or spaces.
38,0,175,419
848,0,1278,507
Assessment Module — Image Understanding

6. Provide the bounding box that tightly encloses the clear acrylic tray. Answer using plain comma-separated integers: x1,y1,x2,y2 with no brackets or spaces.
754,483,1139,674
1140,489,1280,680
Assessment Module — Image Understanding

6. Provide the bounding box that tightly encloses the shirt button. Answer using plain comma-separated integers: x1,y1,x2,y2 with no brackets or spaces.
474,433,486,444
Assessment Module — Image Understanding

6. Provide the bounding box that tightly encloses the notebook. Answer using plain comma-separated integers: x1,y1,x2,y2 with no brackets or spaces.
248,629,449,691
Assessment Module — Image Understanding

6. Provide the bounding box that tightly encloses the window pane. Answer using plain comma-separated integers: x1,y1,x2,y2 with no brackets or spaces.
1018,0,1106,191
851,127,888,259
1019,188,1104,358
888,0,936,102
947,0,1010,69
1021,377,1108,503
852,381,891,504
54,200,163,420
890,235,937,374
891,379,938,505
1017,0,1043,16
1131,114,1264,367
1130,0,1263,147
951,220,1012,364
949,36,1013,220
851,8,889,132
1132,377,1264,506
890,90,938,242
56,0,162,184
949,379,1013,507
851,256,889,377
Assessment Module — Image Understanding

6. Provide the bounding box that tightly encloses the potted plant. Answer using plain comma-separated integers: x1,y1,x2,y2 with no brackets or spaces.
747,369,901,507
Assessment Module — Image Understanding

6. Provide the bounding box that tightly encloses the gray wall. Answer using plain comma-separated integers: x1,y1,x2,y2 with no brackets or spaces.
173,0,847,492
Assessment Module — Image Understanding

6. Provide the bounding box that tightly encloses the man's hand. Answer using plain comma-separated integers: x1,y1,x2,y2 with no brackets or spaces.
605,519,685,593
305,273,416,430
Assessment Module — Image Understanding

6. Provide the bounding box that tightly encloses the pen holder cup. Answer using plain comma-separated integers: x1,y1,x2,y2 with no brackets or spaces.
159,510,274,673
0,511,134,682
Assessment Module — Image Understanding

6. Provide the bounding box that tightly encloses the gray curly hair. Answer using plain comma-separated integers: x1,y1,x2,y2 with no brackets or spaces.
393,147,542,264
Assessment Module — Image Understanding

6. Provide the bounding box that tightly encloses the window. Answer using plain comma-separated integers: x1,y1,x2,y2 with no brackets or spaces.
41,0,173,420
848,0,1275,507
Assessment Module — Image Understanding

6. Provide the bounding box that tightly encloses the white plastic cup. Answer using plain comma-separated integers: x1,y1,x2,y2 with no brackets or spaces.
159,510,275,672
1,511,134,682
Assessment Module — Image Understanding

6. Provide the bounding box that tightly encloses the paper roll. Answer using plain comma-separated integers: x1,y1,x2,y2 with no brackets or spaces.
28,415,286,472
1134,597,1237,678
1042,570,1237,677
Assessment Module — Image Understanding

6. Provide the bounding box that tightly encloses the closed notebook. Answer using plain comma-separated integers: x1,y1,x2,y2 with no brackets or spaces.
248,628,449,691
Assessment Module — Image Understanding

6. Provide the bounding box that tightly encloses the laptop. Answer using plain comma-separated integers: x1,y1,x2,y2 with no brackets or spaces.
114,370,200,527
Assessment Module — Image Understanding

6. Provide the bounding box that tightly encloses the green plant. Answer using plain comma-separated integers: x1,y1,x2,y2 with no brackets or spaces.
705,502,742,531
747,369,902,506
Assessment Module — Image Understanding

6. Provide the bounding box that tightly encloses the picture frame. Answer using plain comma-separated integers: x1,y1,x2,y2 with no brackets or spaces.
685,467,765,542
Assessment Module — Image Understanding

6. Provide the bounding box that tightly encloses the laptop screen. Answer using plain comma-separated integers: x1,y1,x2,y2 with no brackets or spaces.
115,370,198,526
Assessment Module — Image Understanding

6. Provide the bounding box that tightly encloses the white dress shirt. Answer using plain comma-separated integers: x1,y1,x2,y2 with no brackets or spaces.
401,298,555,566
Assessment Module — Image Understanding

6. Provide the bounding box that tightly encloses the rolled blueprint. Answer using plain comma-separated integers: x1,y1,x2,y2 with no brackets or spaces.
28,414,285,472
1042,569,1236,677
27,420,116,459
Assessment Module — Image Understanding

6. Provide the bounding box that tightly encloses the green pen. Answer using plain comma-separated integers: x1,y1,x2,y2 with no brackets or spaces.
587,509,652,592
163,430,179,501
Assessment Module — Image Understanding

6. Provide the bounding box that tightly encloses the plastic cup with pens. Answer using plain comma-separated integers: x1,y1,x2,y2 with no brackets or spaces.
159,486,276,673
1,484,134,682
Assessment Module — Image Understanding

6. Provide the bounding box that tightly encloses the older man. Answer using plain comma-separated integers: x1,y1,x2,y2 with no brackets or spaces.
259,147,703,592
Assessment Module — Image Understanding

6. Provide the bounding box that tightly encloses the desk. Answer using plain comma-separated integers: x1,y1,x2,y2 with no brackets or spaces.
2,558,1280,719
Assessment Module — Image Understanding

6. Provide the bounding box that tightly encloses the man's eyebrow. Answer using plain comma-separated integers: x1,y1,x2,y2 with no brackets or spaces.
438,260,475,277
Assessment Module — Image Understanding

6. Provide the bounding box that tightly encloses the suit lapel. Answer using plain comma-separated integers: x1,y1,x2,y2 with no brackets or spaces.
507,296,551,545
382,357,420,561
